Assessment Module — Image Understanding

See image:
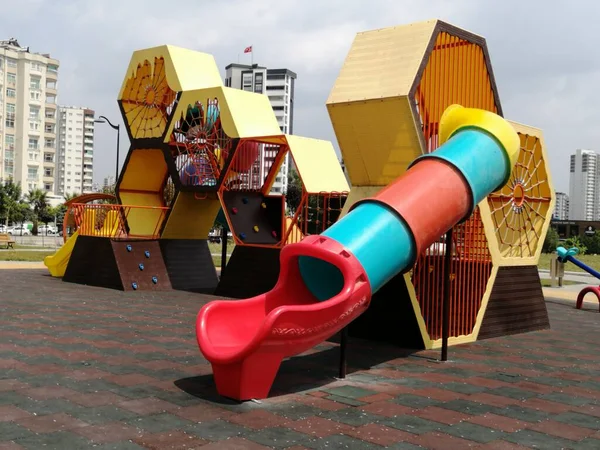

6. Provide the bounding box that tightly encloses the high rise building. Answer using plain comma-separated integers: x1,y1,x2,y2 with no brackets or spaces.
0,38,59,193
553,191,569,220
568,149,599,220
56,106,95,195
224,63,296,194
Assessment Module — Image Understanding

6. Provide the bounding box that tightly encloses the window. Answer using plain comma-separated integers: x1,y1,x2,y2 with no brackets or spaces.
46,95,56,104
46,80,56,89
45,109,55,119
28,138,39,150
7,58,17,68
30,90,41,101
47,64,58,74
254,73,263,93
4,165,13,175
28,152,39,161
44,153,54,163
5,104,15,128
6,88,15,98
44,168,53,177
7,73,16,85
266,85,284,91
45,123,55,133
267,74,285,80
30,77,41,90
31,62,42,72
44,183,52,191
29,121,40,131
5,134,14,150
29,107,40,121
272,106,284,111
27,167,38,180
242,73,252,91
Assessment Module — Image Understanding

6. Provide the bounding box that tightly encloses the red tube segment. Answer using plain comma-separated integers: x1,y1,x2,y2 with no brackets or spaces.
356,159,471,258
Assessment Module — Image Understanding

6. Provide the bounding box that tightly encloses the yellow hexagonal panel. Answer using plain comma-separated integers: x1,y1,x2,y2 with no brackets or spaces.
482,122,555,265
118,46,223,140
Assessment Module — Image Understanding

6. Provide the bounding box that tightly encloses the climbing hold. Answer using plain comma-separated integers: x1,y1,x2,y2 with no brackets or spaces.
144,250,150,258
132,282,138,290
261,202,267,209
151,276,158,284
232,207,238,215
239,232,246,240
242,197,249,204
253,225,259,233
272,231,278,238
139,263,144,271
126,244,132,252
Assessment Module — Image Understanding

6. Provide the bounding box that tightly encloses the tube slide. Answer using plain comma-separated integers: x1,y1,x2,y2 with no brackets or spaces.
196,105,520,400
557,246,600,279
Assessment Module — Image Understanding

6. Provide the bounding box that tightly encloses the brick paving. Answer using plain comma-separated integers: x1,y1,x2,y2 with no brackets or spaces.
1,270,600,449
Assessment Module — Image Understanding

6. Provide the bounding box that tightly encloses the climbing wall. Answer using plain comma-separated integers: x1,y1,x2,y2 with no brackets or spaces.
111,241,172,291
221,191,283,246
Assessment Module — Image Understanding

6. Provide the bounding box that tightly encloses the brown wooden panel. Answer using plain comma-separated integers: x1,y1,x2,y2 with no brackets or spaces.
478,266,549,340
63,236,123,290
112,240,171,291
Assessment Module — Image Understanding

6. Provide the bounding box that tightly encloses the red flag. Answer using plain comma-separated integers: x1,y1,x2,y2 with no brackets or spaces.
244,46,252,53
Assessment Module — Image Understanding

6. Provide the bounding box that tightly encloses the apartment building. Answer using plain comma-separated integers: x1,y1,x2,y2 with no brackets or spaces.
224,63,296,194
0,38,59,193
568,149,599,220
553,191,569,221
56,106,95,195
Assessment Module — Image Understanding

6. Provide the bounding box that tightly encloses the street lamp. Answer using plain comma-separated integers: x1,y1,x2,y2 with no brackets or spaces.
94,116,121,184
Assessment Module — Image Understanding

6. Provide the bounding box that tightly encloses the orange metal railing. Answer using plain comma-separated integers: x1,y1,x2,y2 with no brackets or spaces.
411,31,499,340
70,203,169,240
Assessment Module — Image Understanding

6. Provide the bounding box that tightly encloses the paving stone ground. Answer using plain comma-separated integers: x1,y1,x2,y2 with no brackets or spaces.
1,269,600,449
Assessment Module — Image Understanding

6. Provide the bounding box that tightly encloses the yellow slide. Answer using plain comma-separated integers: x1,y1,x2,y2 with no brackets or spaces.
44,231,79,277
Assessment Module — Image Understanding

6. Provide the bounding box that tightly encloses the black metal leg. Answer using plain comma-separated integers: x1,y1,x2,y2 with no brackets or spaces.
339,326,348,378
220,227,228,279
441,228,453,362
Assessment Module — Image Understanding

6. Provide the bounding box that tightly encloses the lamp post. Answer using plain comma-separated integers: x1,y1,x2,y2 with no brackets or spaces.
94,116,120,185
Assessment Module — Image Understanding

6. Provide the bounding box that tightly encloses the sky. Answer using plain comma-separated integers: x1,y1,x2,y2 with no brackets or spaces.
1,0,599,194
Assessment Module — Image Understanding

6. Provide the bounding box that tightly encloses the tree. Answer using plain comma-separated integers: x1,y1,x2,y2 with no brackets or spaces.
286,168,303,214
63,192,80,202
26,188,49,235
542,227,559,253
564,235,587,256
0,179,30,226
581,231,600,255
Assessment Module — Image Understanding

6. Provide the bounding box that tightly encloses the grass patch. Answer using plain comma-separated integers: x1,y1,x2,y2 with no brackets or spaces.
0,250,54,261
539,252,600,273
540,279,584,287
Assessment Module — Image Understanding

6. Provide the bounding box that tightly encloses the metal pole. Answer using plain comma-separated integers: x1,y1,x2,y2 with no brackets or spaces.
338,326,348,378
441,228,453,362
220,227,228,279
115,125,120,184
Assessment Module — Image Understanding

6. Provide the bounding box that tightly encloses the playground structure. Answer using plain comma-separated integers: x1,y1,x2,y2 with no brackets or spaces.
556,246,600,311
197,19,557,400
45,45,348,293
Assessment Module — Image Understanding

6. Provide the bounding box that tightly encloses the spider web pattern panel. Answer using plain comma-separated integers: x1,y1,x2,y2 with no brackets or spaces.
121,57,177,140
487,134,551,258
169,99,234,189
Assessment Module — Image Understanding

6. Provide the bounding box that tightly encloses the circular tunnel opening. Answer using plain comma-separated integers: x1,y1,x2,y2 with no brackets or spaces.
298,255,345,302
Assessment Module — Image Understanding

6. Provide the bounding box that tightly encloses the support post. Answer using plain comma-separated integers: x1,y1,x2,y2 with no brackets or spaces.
338,326,348,378
441,228,453,362
220,227,228,279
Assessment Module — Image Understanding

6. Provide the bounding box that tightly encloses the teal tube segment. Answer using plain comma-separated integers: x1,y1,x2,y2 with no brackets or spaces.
298,202,415,300
412,129,510,212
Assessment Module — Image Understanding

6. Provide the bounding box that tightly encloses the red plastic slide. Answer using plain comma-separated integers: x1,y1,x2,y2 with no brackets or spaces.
196,236,370,400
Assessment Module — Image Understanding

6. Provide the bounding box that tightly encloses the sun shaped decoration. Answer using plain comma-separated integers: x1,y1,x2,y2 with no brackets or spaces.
120,57,177,139
487,130,553,258
170,99,234,188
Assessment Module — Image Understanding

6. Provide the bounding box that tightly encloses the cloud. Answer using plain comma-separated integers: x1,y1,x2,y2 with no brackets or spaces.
1,0,598,194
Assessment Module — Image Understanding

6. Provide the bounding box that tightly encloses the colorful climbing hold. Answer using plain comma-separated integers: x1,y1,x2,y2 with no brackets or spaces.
132,282,138,290
126,244,132,252
144,250,150,258
151,276,158,284
253,225,259,233
261,202,267,209
139,263,144,271
232,207,238,215
239,232,246,240
242,197,249,204
272,231,278,238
